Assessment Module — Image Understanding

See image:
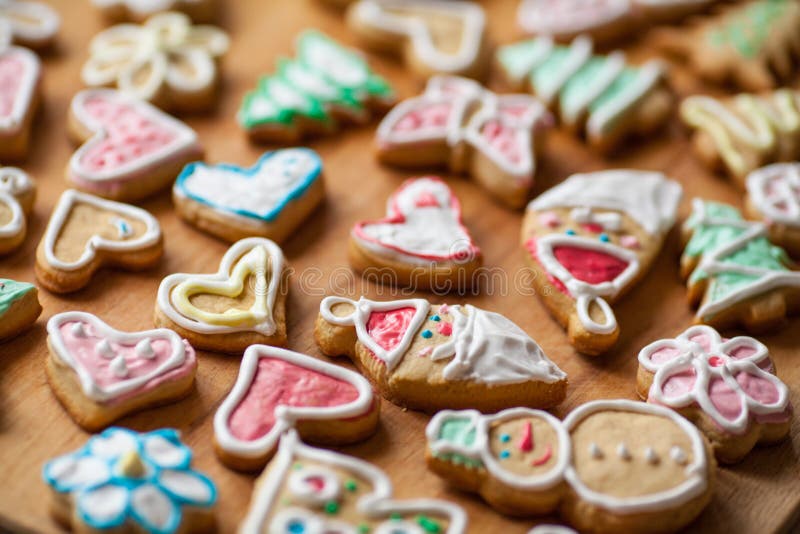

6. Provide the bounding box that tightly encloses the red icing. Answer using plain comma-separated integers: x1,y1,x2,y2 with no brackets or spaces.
708,356,724,367
366,307,417,352
580,222,604,234
531,444,552,466
517,421,533,453
525,237,569,295
437,321,452,336
414,191,441,208
228,358,360,441
0,56,23,119
481,119,522,165
392,102,451,133
552,245,629,285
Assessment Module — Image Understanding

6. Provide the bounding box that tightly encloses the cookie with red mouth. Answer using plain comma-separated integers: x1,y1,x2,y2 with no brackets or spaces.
521,171,682,355
0,46,41,160
349,177,481,290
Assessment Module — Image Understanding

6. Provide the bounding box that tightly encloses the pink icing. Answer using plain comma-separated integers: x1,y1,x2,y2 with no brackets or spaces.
538,212,561,228
517,421,533,452
531,445,552,466
481,120,523,166
708,377,743,422
552,245,629,285
227,358,359,441
662,369,696,399
366,307,417,353
392,102,451,134
620,235,640,249
0,56,23,120
437,321,452,336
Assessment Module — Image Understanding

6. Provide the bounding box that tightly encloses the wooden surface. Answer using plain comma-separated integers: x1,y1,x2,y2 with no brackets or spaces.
2,1,799,533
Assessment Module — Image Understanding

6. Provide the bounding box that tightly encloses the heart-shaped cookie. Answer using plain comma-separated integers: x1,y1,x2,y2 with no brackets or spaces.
46,311,197,430
35,189,163,293
155,237,288,353
67,88,202,201
0,46,40,159
174,148,324,243
0,166,35,255
213,345,377,471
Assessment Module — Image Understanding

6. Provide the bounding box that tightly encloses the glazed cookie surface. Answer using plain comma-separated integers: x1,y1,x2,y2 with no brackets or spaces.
0,278,41,342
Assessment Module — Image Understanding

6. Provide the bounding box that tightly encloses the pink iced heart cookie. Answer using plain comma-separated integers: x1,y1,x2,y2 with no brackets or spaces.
67,88,203,201
637,325,792,463
350,177,481,290
213,345,377,471
45,311,197,431
0,46,40,160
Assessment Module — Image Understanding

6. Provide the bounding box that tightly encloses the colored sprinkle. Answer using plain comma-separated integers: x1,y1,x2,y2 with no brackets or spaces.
565,229,576,236
500,433,511,443
599,233,610,242
421,329,433,339
417,515,441,533
430,314,441,322
324,501,339,515
288,519,305,533
345,479,358,492
517,421,533,453
500,450,510,459
292,462,303,470
436,322,452,336
390,512,403,520
358,525,371,534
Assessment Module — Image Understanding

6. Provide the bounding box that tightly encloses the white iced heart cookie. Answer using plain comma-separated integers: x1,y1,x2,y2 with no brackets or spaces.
0,165,35,255
0,0,60,49
35,189,163,294
0,46,40,160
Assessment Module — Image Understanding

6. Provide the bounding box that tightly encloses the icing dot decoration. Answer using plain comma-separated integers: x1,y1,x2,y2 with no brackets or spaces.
617,443,631,460
324,501,339,515
421,329,433,339
345,479,358,492
645,447,659,465
436,322,452,336
589,442,603,459
500,450,511,459
565,229,576,236
417,515,442,533
430,315,441,322
671,446,688,465
599,233,610,242
500,434,511,443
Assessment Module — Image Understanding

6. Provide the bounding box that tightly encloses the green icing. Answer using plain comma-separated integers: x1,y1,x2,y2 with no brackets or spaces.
433,417,483,468
707,0,790,58
560,56,610,111
530,47,572,95
496,39,550,82
0,279,34,315
589,67,638,113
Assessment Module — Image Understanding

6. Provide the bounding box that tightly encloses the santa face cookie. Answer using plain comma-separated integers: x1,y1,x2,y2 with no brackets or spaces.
350,177,481,290
0,46,40,160
155,237,288,353
173,148,324,244
681,199,800,331
239,430,467,534
0,278,41,342
35,190,163,294
91,0,217,22
213,345,377,471
681,90,800,186
427,400,714,534
496,36,671,152
746,163,800,256
67,89,203,202
239,30,395,144
82,12,229,112
43,427,217,534
637,325,791,463
315,296,567,412
521,171,682,355
376,75,550,208
0,0,60,49
346,0,489,80
0,165,35,255
45,311,197,431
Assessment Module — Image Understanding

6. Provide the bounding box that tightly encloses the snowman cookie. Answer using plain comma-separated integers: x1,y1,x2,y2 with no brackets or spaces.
239,430,467,533
426,400,715,533
213,345,378,471
155,237,288,353
746,163,800,256
46,311,198,431
521,170,682,355
349,177,481,291
0,165,35,255
35,190,163,294
315,295,567,412
0,0,60,49
0,46,40,160
174,148,325,244
0,278,41,342
91,0,217,22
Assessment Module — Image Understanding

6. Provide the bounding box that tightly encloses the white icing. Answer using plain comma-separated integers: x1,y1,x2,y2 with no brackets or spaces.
0,166,33,195
109,354,128,377
77,484,128,525
589,442,602,459
670,446,687,465
0,1,59,47
45,455,110,489
288,466,342,505
158,470,213,503
517,0,632,36
645,447,659,464
569,207,622,232
0,191,23,240
90,429,138,458
616,442,631,460
71,323,87,338
0,46,39,133
746,162,800,228
528,526,578,534
96,339,115,359
143,434,189,468
130,483,176,531
136,337,155,358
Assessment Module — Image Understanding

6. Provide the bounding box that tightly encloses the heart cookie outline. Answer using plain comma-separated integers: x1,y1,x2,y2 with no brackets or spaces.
0,46,40,137
0,166,34,252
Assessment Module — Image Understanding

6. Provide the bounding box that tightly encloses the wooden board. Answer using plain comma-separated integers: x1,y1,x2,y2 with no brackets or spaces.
1,1,799,532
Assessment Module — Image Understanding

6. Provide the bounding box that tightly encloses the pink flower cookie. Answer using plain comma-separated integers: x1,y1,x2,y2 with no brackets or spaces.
0,46,40,160
0,165,35,255
637,325,792,463
376,75,550,208
45,311,197,431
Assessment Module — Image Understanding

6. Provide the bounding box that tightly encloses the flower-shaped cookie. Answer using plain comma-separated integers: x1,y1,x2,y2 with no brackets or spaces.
81,12,229,111
43,427,216,533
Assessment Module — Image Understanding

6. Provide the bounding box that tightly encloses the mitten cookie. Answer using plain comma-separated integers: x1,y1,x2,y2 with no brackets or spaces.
81,13,229,112
36,190,163,294
213,345,378,471
0,165,35,255
46,311,197,431
315,295,567,412
155,237,288,353
67,88,203,201
0,0,60,49
0,278,41,341
746,162,800,256
637,325,792,463
174,148,324,244
239,30,395,143
91,0,217,22
346,0,489,80
0,46,40,160
680,90,800,186
349,177,481,290
43,427,216,534
239,430,467,533
496,36,671,152
376,75,549,208
521,171,682,355
426,400,715,533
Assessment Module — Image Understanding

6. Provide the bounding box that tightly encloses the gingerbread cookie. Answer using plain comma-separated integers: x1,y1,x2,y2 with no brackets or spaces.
35,190,163,294
155,237,288,353
0,0,59,49
82,13,229,112
239,430,467,533
496,36,672,152
67,88,203,201
43,427,217,534
0,46,40,160
376,75,549,208
45,311,197,431
174,148,324,244
315,295,567,412
0,278,41,342
213,345,378,471
681,199,800,331
521,171,682,355
426,400,714,533
91,0,217,22
681,90,800,186
637,325,792,463
346,0,489,80
0,165,35,255
349,177,481,290
239,30,395,143
746,163,800,256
